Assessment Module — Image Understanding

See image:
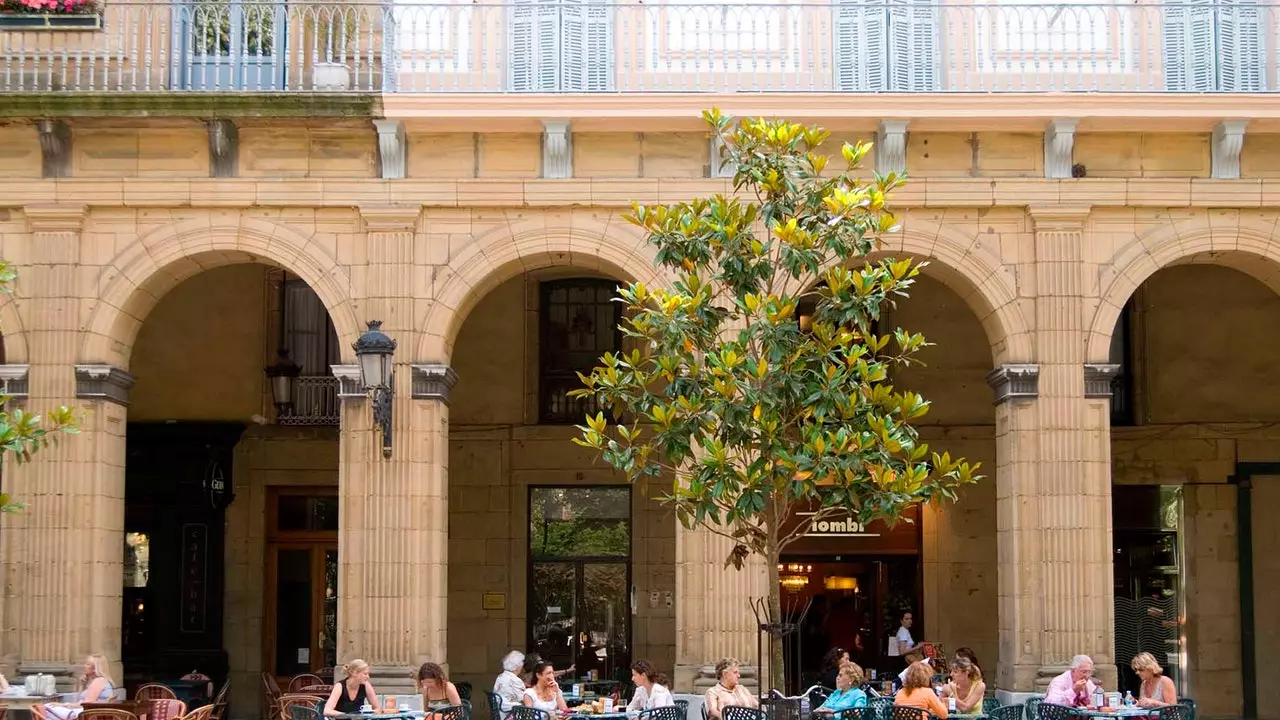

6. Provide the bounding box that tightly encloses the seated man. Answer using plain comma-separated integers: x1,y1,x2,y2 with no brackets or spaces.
1044,655,1098,708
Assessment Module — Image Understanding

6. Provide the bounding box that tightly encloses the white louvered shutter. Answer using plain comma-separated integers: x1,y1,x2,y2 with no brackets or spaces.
888,0,939,90
1219,0,1265,91
832,0,888,91
509,0,559,91
583,0,615,91
560,0,587,90
1162,0,1216,91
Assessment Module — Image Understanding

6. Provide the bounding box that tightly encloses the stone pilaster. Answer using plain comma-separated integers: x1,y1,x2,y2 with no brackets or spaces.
338,206,445,692
674,526,768,692
1001,206,1115,696
2,205,127,686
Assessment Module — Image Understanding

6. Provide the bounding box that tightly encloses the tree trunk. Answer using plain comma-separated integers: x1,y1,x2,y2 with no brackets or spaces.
765,504,785,693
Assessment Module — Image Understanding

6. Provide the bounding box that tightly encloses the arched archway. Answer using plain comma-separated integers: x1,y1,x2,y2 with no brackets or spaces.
82,217,360,369
418,212,671,362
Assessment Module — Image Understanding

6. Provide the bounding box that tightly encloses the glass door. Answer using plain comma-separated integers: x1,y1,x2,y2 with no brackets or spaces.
529,487,632,682
267,489,339,681
176,0,285,90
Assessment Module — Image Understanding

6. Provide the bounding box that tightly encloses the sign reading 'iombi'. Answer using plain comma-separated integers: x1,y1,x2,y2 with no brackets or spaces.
798,512,880,537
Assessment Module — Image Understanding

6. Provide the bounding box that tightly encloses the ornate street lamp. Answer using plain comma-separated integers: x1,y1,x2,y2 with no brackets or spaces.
265,271,301,417
353,320,396,458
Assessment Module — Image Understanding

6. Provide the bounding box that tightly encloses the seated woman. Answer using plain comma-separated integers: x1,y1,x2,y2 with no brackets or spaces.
627,660,675,711
418,662,462,710
43,654,115,720
523,662,569,714
494,651,527,712
704,658,757,720
1132,653,1177,709
893,661,948,720
813,662,868,715
941,658,985,714
324,659,381,717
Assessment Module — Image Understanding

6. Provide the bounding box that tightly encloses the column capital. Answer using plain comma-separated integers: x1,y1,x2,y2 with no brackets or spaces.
359,205,421,233
986,363,1040,404
1083,363,1121,398
1027,205,1092,231
23,204,87,234
0,364,30,399
331,364,367,399
74,364,135,406
411,363,459,404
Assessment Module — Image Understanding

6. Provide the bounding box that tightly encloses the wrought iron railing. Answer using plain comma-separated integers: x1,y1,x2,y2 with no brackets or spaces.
280,375,340,426
1,2,1277,94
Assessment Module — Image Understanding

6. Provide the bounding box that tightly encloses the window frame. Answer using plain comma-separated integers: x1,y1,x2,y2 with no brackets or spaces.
537,278,624,425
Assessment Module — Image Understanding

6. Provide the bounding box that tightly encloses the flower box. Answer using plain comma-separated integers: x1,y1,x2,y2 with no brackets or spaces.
0,12,101,28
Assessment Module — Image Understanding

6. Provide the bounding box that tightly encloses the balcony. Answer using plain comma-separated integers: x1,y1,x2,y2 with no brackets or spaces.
1,1,1277,95
279,375,340,426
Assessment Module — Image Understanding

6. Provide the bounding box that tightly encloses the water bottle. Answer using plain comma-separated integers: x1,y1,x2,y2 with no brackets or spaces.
1124,692,1135,708
1093,689,1104,709
948,697,957,714
801,696,810,717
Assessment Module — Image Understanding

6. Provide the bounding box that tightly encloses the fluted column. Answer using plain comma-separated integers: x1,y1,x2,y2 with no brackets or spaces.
994,206,1115,698
674,526,768,691
336,206,447,692
1,205,129,684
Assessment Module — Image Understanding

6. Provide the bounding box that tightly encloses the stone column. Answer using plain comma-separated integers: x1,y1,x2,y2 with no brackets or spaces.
336,206,452,692
1,205,131,685
992,206,1116,699
674,526,769,692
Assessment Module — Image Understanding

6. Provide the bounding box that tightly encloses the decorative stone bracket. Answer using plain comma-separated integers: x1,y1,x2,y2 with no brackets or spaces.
541,119,572,179
411,364,459,405
331,365,366,399
74,364,135,406
207,119,238,178
1212,120,1248,180
36,119,71,179
1043,119,1079,179
374,119,407,180
876,120,909,176
1083,363,1121,398
0,364,30,400
986,364,1040,404
709,133,732,179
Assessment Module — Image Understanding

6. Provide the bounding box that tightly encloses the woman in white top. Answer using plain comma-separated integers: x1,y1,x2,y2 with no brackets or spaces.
627,660,676,712
895,612,915,653
494,651,527,711
523,662,569,714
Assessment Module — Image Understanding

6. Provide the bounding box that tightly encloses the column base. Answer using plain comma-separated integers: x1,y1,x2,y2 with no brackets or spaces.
16,662,77,693
369,665,419,697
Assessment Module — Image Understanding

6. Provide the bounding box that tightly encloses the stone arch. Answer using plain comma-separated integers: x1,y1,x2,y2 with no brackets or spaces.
82,216,360,370
418,212,672,362
781,218,1031,365
1087,213,1280,362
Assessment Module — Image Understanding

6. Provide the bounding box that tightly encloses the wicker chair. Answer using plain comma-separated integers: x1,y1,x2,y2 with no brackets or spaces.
298,686,332,695
80,709,140,720
1035,702,1078,720
289,676,324,694
147,698,189,720
280,693,326,720
210,680,231,720
289,703,322,720
179,706,216,720
135,685,178,702
264,673,284,720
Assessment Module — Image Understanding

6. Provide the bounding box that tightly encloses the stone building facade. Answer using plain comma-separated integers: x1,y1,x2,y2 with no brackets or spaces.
1,17,1279,719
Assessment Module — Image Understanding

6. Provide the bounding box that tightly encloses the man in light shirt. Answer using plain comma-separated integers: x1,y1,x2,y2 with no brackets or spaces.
1044,655,1098,708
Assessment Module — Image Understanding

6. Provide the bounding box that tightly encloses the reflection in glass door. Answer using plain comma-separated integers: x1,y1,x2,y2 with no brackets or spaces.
529,487,632,681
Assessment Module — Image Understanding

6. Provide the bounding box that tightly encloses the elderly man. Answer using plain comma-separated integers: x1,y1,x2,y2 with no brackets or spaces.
1045,655,1098,708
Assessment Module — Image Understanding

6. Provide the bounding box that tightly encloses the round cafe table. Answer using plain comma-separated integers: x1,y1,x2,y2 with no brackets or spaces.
566,713,630,720
1077,711,1155,719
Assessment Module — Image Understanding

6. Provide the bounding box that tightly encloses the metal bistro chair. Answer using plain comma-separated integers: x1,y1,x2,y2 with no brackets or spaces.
761,697,802,720
135,685,179,702
988,705,1023,720
889,705,930,720
484,692,506,720
432,705,468,720
509,707,554,720
280,694,325,720
672,700,690,720
723,706,768,720
983,698,1002,714
638,707,682,720
1175,698,1197,720
289,703,322,720
1023,697,1044,720
1035,703,1078,720
457,682,473,702
700,702,710,720
1156,706,1192,720
834,709,876,720
869,696,894,720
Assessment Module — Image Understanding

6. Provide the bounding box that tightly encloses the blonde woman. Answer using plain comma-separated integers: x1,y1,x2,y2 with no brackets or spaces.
1132,653,1177,709
44,654,116,720
704,658,757,720
325,660,381,717
941,658,985,713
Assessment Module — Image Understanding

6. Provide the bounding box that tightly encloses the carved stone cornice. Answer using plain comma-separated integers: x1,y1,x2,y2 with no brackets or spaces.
1043,118,1078,180
359,205,421,233
331,364,366,399
876,120,909,175
74,364,135,406
1083,363,1122,398
1026,205,1092,232
986,363,1040,404
23,204,87,234
411,364,459,404
1212,120,1248,180
0,364,30,399
541,119,572,179
373,119,407,180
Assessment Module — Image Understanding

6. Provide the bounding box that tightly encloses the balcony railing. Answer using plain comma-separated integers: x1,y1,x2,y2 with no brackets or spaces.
1,1,1277,94
280,375,340,426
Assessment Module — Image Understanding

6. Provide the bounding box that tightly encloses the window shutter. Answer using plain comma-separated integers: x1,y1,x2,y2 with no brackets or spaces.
888,0,939,91
560,0,586,90
583,0,615,91
509,0,559,91
1162,1,1216,91
1219,0,1265,91
284,281,337,375
832,0,888,91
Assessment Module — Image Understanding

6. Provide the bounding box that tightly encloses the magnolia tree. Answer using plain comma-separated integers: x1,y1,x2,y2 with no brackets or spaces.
571,111,980,686
0,260,79,513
